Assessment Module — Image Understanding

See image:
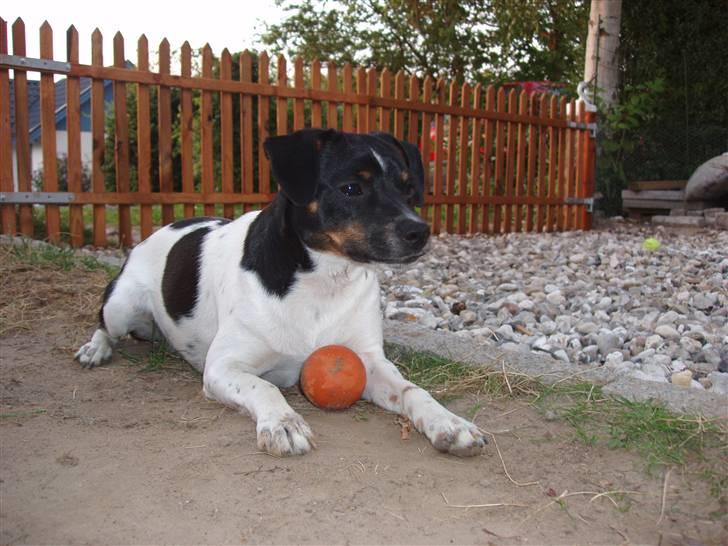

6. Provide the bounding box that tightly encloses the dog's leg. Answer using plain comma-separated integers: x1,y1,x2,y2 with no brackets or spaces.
203,354,315,457
361,350,486,457
76,267,151,368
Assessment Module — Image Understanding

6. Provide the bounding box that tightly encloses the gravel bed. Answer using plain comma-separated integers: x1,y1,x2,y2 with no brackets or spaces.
376,221,728,396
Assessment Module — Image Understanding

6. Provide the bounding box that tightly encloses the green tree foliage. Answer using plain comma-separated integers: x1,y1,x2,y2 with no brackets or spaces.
262,0,589,85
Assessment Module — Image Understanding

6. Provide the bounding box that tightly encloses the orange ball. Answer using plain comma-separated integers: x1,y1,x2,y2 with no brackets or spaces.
300,345,367,410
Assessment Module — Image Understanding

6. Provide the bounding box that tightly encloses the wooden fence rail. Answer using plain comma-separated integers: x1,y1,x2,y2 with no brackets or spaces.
0,18,596,247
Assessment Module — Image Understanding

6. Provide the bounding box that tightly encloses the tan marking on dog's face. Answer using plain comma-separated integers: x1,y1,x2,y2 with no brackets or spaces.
358,170,372,180
313,223,367,256
307,201,319,214
400,171,409,182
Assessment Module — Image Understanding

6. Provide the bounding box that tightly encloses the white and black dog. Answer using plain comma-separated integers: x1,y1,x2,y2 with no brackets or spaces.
76,129,486,457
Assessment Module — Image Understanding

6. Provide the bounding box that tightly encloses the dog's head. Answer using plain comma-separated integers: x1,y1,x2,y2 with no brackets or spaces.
264,129,430,264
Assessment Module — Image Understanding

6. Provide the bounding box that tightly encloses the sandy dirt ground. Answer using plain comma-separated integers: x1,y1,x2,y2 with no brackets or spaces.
1,253,726,545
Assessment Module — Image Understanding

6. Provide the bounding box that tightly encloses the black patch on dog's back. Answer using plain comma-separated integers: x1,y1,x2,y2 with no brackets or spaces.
241,196,313,298
169,216,231,230
162,227,211,321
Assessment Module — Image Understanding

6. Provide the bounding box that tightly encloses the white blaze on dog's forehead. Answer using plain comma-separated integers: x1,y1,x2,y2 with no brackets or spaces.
371,148,387,171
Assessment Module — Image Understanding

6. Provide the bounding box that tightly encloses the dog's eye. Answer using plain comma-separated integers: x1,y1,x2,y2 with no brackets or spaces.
340,183,363,197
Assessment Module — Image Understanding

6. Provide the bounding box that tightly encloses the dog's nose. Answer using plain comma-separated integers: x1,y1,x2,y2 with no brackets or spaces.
397,219,430,248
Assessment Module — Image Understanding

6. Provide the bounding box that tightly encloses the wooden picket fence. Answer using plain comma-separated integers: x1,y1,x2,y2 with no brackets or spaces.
0,18,596,248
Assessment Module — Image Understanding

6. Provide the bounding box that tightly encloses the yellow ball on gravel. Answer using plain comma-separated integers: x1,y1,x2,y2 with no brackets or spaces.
642,237,661,252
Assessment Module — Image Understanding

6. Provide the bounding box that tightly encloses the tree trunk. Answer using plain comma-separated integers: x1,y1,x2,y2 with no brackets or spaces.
583,0,622,109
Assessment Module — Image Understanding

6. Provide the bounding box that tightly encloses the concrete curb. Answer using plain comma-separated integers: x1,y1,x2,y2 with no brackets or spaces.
384,320,728,419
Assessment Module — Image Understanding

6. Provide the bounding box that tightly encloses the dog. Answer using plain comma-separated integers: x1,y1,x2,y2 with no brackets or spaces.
75,129,486,457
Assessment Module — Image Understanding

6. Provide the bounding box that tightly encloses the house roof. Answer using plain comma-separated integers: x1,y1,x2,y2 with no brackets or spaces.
10,61,132,143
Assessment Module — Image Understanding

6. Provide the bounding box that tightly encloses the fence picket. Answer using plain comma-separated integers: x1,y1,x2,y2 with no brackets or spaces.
257,52,270,197
379,68,391,134
555,97,567,231
90,29,106,245
113,32,132,246
293,56,305,131
504,89,518,233
514,91,528,233
239,51,254,212
445,81,458,233
220,49,234,218
355,67,366,133
0,18,13,235
39,22,61,241
407,75,419,145
493,88,506,233
327,62,338,129
546,95,558,231
366,67,377,132
393,70,405,140
65,26,83,246
432,79,446,234
469,83,482,234
201,45,215,216
311,60,322,128
457,83,469,234
342,64,353,131
481,85,495,233
179,41,194,219
158,39,174,225
525,93,538,232
11,19,33,237
536,94,549,232
136,36,153,238
419,76,432,224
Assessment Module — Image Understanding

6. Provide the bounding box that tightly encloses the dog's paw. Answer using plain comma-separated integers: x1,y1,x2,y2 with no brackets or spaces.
421,413,487,457
256,412,315,457
74,331,113,368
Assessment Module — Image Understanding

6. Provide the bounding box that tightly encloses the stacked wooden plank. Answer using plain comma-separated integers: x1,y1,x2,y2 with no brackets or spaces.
621,180,713,218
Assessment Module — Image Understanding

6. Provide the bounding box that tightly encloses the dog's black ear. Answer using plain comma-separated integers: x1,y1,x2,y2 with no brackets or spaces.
372,132,426,207
264,129,335,206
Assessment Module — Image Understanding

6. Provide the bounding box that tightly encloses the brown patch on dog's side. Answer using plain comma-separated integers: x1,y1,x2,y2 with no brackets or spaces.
389,394,399,403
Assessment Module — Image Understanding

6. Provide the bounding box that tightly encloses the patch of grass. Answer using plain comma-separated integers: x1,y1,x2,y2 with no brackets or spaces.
117,339,188,373
4,240,121,280
385,343,540,400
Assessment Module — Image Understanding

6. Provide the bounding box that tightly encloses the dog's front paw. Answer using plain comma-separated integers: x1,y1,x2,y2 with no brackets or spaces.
256,412,315,456
421,413,486,457
74,337,113,368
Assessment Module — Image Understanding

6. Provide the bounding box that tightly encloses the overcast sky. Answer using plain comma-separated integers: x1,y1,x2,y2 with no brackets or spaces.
8,1,286,68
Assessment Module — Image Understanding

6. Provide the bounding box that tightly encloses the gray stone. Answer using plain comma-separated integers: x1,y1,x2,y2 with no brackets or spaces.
680,336,703,354
707,372,728,394
575,321,599,335
495,324,515,341
460,310,478,325
546,291,565,306
597,332,620,357
655,324,680,340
